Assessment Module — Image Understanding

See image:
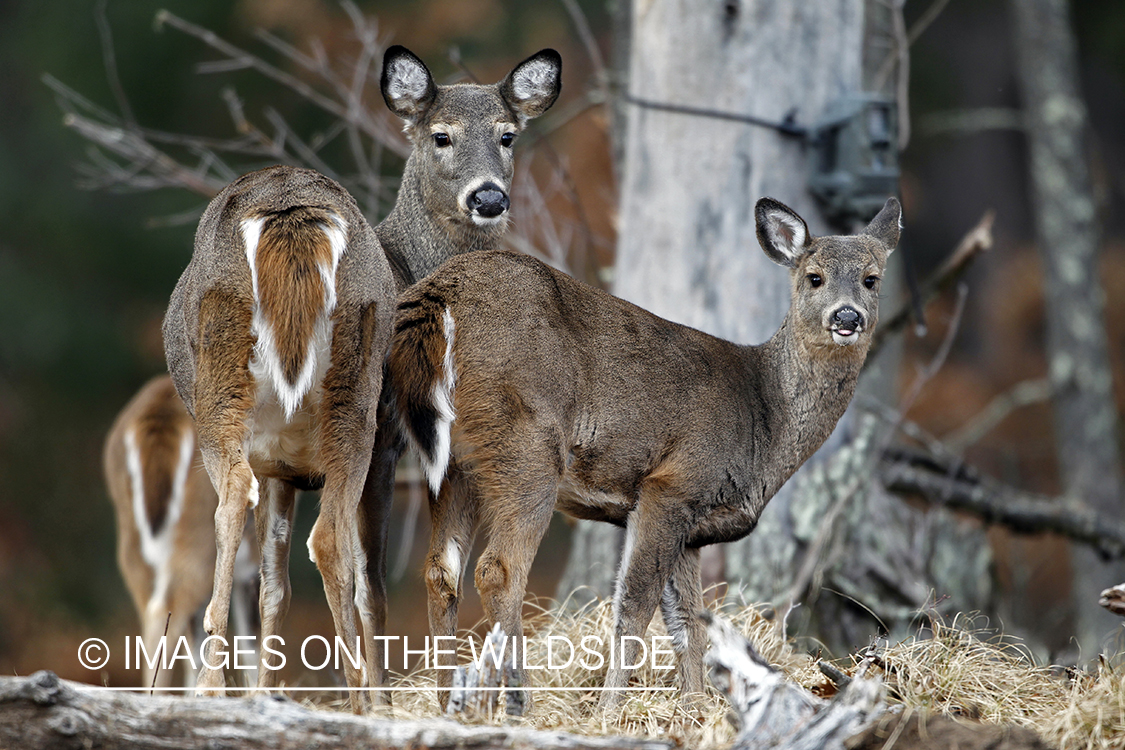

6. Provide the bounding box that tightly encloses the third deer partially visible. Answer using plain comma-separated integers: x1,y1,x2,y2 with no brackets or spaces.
104,375,257,690
388,197,901,713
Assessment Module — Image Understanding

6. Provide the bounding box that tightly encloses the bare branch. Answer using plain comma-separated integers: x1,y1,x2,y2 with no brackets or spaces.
881,448,1125,559
154,9,408,159
868,209,993,358
95,0,136,128
943,378,1052,452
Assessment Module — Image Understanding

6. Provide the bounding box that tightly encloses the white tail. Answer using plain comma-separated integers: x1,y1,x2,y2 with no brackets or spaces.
388,197,901,712
103,375,258,689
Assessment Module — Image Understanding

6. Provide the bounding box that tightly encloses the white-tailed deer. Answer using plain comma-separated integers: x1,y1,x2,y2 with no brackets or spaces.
163,165,396,710
388,197,901,712
103,375,258,689
355,45,561,694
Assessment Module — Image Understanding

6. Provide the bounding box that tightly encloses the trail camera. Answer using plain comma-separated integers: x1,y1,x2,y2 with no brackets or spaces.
807,94,899,225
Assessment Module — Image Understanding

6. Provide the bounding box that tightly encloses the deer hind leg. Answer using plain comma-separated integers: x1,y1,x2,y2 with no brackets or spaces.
424,464,479,706
356,407,407,708
192,287,257,695
255,478,296,687
473,467,557,716
659,547,706,703
308,468,371,713
600,495,688,712
308,303,384,714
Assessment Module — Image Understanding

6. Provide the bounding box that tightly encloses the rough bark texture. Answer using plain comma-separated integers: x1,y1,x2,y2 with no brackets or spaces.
1009,0,1125,654
0,671,674,750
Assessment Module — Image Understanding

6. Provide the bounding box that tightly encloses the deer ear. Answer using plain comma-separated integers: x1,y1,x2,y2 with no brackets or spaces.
500,49,562,124
381,45,437,123
755,198,811,268
862,197,902,254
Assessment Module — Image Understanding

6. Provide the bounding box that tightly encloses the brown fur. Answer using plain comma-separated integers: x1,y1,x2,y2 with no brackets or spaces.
103,375,258,689
388,198,901,713
253,208,335,386
129,379,190,533
354,46,563,699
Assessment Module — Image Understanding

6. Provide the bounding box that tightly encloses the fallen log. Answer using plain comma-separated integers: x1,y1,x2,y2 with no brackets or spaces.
0,670,674,750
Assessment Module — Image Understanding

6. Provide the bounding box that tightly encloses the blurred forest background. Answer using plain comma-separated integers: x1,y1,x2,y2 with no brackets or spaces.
1,0,1124,690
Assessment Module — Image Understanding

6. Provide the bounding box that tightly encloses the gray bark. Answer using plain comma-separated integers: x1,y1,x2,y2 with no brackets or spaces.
0,671,673,750
1009,0,1125,655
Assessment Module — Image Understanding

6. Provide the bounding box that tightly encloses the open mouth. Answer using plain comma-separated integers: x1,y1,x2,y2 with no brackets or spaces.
469,212,507,227
830,325,861,346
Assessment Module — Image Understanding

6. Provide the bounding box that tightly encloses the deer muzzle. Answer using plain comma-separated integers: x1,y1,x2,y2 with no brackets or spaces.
467,182,510,223
829,306,864,346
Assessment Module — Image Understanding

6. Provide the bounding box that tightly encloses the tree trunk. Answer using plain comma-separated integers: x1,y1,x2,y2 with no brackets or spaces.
1009,0,1125,656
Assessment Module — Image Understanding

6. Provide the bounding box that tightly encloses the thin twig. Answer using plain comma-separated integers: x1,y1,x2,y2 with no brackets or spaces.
150,611,171,695
95,0,136,128
944,378,1052,453
869,210,993,358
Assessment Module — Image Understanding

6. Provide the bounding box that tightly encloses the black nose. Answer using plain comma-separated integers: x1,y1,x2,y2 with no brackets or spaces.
468,183,510,218
833,307,861,326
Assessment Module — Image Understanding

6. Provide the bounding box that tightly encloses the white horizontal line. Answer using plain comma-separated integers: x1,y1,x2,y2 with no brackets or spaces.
82,686,676,693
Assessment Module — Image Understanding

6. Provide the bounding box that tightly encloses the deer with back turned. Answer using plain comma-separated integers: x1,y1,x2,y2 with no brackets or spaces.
388,196,901,712
163,165,395,710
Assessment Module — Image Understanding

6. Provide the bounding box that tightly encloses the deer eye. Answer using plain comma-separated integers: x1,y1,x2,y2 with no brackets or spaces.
864,275,879,289
807,273,823,288
433,132,451,148
500,132,515,148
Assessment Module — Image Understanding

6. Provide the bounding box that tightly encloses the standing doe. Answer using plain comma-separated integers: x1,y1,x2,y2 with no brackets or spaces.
103,375,258,689
163,166,395,710
356,45,561,694
388,197,901,712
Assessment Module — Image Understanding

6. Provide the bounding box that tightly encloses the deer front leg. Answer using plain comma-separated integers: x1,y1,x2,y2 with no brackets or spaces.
659,547,706,703
424,467,478,709
600,501,686,713
255,478,296,688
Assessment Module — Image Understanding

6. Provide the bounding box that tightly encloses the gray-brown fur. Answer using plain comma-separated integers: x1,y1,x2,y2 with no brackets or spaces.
388,197,901,712
375,45,562,287
356,45,561,698
163,165,395,710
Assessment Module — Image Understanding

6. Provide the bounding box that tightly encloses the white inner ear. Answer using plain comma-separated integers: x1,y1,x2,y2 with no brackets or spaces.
766,209,807,259
512,58,556,101
387,58,430,103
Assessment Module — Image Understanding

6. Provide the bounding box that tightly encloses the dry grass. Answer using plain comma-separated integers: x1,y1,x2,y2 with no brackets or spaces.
309,599,1125,750
872,613,1125,750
